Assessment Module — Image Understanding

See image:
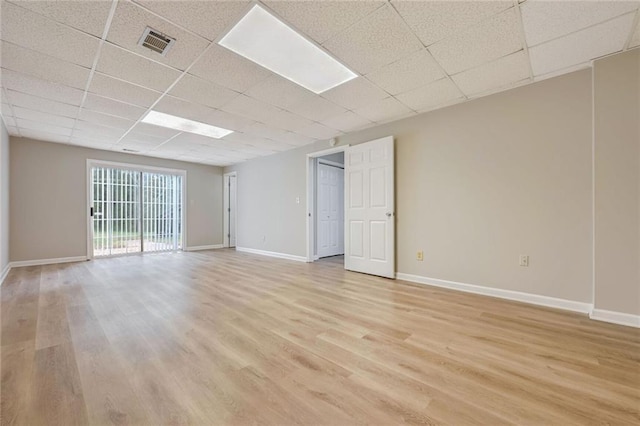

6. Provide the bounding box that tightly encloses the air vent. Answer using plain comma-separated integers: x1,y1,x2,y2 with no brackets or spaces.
138,27,175,56
122,148,140,153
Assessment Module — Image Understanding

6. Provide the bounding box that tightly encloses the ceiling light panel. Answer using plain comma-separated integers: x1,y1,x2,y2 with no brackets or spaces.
142,111,233,139
218,5,357,94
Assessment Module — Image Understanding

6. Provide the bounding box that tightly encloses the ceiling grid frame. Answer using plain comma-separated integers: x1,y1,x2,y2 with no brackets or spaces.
1,0,639,166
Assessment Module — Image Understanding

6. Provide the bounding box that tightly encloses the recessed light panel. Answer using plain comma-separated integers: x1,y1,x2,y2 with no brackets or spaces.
141,111,233,139
218,5,358,94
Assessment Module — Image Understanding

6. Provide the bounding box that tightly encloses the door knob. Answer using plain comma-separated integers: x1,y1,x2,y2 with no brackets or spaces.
386,212,393,217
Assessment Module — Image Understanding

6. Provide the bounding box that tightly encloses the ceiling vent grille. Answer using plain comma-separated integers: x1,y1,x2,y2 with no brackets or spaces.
138,27,175,56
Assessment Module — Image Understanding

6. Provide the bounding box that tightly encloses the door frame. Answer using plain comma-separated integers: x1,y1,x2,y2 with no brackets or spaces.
223,171,237,248
86,159,187,260
305,145,349,262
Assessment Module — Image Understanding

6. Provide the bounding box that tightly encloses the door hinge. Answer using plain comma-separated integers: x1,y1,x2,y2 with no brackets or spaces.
90,207,94,217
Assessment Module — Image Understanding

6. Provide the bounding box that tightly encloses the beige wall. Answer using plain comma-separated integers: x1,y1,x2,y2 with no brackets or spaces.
227,69,594,303
10,137,223,262
593,49,640,316
0,120,9,273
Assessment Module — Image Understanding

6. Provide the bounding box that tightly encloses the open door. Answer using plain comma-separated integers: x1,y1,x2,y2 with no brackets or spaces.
344,136,395,278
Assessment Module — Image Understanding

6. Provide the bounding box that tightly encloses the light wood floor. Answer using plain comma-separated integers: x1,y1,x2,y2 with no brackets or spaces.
1,250,639,425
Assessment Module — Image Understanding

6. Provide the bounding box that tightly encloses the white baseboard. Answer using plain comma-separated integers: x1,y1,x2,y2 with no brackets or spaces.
184,244,224,252
236,247,307,262
590,309,640,328
396,273,593,314
0,263,10,285
10,256,88,268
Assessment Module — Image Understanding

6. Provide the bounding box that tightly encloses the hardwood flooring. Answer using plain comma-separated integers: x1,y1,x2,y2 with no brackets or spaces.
1,249,639,425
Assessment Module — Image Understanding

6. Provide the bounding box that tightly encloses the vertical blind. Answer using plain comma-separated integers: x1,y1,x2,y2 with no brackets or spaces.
92,166,183,257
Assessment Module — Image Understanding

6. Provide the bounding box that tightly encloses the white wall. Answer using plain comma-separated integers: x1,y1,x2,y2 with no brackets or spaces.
10,137,224,262
593,49,640,317
226,69,594,304
0,119,9,276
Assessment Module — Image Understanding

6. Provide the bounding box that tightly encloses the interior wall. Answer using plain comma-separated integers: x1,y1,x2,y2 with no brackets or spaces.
593,49,640,316
226,69,594,303
10,137,223,262
0,119,9,275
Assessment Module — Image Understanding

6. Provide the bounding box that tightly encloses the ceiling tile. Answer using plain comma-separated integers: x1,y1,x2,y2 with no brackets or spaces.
79,109,134,130
2,114,17,128
294,122,340,140
107,1,209,71
1,43,90,90
276,131,317,146
118,132,166,149
135,0,251,41
243,75,316,110
288,96,347,121
529,13,635,76
320,111,374,132
169,74,239,110
366,49,445,95
321,77,388,110
521,0,639,47
129,122,180,140
205,109,257,133
6,90,79,118
392,0,512,46
221,94,313,131
429,7,522,74
395,78,464,112
0,69,85,105
75,121,127,139
628,13,640,48
322,4,423,74
5,125,19,135
353,97,413,122
189,44,273,92
264,1,385,43
154,95,225,125
452,51,531,97
83,93,146,121
96,43,181,92
1,2,100,68
19,128,70,143
89,73,161,108
1,103,13,117
243,122,289,141
10,0,113,38
17,118,73,136
13,106,76,128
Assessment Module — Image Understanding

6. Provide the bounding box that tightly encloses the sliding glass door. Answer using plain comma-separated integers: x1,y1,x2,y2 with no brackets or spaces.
90,164,184,258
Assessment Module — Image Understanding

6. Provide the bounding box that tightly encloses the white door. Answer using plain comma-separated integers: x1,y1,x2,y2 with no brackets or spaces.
224,173,237,248
344,136,395,278
317,163,344,258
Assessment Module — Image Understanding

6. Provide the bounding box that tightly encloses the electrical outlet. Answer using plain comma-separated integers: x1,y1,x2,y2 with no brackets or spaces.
519,255,529,267
416,250,424,261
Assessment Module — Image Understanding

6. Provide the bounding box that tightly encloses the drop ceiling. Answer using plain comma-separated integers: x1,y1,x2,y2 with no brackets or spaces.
1,0,638,167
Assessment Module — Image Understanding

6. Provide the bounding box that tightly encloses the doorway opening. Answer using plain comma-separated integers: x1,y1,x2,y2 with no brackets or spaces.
223,171,237,248
87,160,185,259
306,146,348,263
